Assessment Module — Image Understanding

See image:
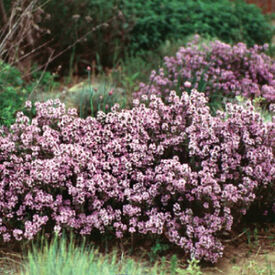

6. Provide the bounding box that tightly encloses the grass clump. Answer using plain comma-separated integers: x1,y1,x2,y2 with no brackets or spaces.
19,234,202,275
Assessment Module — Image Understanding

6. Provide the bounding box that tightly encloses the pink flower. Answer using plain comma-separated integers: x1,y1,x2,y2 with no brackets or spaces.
184,81,192,88
25,101,32,109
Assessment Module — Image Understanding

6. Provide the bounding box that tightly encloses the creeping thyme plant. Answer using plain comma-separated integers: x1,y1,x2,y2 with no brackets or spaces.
0,87,274,263
136,36,275,112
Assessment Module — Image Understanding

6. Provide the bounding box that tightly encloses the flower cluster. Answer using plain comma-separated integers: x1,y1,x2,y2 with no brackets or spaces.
0,92,274,263
135,36,275,107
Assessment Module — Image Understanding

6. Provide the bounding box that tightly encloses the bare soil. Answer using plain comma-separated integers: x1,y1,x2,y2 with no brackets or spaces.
203,224,275,274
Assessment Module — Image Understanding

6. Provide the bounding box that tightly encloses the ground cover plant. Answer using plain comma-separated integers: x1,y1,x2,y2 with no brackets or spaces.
0,87,274,264
136,36,275,113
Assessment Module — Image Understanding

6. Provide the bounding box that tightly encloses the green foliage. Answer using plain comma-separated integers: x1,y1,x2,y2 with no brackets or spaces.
170,255,178,275
123,0,273,52
78,38,192,112
177,258,202,275
109,38,189,100
26,65,59,94
148,239,170,263
0,61,23,86
0,61,59,126
265,13,275,21
68,76,126,119
232,0,274,47
0,61,28,126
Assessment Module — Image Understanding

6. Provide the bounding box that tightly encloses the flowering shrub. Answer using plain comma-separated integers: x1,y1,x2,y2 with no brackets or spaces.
0,91,274,263
135,36,275,110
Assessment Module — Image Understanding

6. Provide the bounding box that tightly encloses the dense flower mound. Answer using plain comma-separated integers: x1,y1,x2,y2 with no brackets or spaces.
0,93,274,263
136,36,275,108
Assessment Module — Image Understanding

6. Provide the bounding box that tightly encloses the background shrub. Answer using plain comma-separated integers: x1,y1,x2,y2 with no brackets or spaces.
123,0,273,52
136,36,275,113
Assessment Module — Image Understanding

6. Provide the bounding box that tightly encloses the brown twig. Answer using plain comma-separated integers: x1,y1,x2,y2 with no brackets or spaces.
0,0,7,24
28,49,55,99
223,230,247,243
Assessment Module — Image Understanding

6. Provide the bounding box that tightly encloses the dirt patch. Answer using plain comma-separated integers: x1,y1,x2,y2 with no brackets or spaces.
203,246,274,274
203,225,275,274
